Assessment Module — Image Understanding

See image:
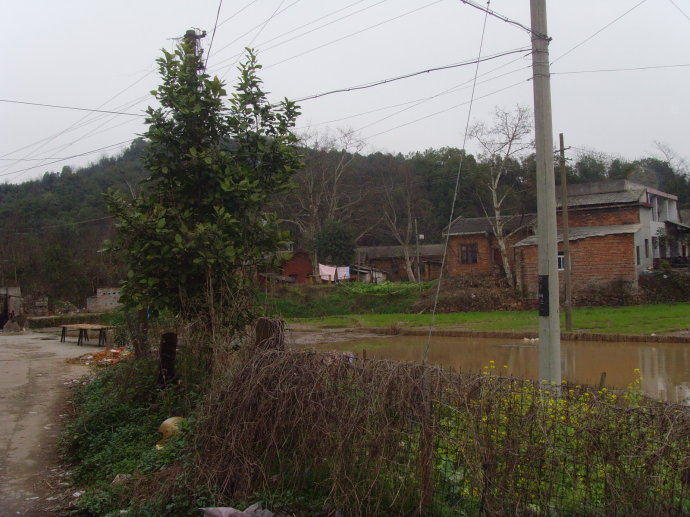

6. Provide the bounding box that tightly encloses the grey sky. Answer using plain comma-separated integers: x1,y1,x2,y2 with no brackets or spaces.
1,0,688,183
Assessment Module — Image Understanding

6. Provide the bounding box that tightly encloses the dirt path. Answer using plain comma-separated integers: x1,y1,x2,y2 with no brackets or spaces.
0,331,90,516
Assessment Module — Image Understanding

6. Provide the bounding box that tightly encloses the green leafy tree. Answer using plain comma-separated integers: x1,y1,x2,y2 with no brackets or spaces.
105,33,301,333
314,219,355,266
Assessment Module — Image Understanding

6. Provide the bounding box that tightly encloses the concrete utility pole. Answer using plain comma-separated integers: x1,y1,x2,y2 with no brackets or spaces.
559,133,573,332
530,0,561,384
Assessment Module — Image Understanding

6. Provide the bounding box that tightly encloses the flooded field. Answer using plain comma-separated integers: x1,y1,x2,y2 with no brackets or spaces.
296,334,690,403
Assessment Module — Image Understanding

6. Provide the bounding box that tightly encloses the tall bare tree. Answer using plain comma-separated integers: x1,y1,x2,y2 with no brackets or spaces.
381,163,419,281
278,128,369,270
469,105,533,288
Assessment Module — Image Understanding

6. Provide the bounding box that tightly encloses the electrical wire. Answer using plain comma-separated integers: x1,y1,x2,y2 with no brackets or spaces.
215,0,259,30
204,0,224,69
363,79,527,140
552,63,690,75
265,0,445,69
209,0,385,71
0,98,143,117
457,0,548,40
293,47,530,103
0,216,116,235
424,0,492,363
0,140,133,178
298,56,531,129
217,0,299,81
551,0,648,65
668,0,690,21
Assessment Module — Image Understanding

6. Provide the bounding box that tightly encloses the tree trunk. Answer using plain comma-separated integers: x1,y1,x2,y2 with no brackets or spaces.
158,332,177,387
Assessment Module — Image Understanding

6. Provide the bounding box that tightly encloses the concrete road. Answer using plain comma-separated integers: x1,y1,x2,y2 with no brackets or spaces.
0,331,90,516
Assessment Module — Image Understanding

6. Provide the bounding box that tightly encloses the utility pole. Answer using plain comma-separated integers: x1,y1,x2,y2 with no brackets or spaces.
559,133,573,332
530,0,561,384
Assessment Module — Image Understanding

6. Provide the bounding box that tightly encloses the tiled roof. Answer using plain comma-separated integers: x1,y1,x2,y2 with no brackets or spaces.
356,244,444,260
514,224,641,247
444,214,536,236
558,189,645,209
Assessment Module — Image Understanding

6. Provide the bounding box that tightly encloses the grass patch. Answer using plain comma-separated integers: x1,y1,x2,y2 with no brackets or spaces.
290,302,690,335
258,281,433,318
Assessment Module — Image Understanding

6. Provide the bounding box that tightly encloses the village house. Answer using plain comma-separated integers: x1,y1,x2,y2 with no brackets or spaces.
514,180,689,298
355,244,444,281
443,214,536,278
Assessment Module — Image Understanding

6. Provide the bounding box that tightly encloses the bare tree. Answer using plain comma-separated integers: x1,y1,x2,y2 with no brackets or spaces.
654,141,689,176
469,105,533,288
277,128,369,271
381,164,418,282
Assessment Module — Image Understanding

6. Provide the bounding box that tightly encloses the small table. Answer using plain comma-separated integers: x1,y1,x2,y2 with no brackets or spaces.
60,324,113,346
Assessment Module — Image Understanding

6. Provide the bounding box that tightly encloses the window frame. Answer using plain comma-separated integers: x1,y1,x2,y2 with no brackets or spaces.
460,243,478,264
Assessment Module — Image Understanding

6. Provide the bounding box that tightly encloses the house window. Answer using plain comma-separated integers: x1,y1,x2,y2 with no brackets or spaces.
557,251,565,271
460,243,478,264
636,246,641,265
644,239,649,258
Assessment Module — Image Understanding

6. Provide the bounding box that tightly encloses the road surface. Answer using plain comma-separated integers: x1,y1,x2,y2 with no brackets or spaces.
0,331,89,516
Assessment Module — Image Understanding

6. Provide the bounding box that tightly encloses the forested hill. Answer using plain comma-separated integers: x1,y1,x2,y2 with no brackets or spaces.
0,135,688,305
0,138,147,228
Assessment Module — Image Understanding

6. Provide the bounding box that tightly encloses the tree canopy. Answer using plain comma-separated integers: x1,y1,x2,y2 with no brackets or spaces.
105,34,301,327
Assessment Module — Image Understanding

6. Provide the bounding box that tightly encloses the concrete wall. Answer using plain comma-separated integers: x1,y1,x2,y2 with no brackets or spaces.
86,288,121,313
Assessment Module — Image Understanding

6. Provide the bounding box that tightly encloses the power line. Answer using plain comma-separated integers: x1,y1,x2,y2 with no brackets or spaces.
214,0,301,80
426,0,493,363
215,0,259,30
204,0,224,69
551,0,649,65
265,0,445,69
0,140,133,178
457,0,548,40
668,0,690,21
0,98,143,117
552,63,690,75
293,47,531,103
0,216,116,235
209,0,384,70
363,79,527,140
298,56,531,130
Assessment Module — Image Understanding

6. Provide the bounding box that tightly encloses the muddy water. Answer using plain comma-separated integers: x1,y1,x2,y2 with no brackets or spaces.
298,335,690,404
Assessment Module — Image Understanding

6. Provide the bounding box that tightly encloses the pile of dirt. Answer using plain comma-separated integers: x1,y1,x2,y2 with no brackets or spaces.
412,275,525,313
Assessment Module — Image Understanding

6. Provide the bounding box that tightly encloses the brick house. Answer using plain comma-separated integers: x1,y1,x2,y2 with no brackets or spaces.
281,248,312,283
355,244,444,281
514,180,689,297
443,215,536,278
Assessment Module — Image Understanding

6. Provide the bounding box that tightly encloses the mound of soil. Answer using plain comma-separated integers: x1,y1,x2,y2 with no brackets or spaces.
412,275,525,313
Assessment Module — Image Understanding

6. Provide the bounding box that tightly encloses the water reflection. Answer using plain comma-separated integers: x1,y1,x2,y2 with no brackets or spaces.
296,335,690,404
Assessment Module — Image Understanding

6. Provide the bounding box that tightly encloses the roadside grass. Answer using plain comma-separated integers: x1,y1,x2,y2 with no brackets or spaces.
290,302,690,335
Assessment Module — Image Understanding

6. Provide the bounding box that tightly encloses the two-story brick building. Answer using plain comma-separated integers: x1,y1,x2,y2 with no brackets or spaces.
514,180,689,297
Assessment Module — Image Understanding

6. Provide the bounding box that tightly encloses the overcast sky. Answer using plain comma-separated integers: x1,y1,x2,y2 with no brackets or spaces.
1,0,688,183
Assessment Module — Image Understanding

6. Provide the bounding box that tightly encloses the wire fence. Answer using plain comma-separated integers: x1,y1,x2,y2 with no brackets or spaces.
195,349,690,516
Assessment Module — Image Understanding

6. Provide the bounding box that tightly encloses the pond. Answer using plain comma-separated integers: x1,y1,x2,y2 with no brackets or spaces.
297,334,690,404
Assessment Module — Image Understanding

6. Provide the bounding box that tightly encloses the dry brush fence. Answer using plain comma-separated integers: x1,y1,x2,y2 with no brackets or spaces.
194,349,690,516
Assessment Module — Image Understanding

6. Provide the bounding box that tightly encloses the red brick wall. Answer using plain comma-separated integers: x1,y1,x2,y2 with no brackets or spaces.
447,231,530,277
282,251,312,283
559,206,640,227
517,233,637,297
447,235,492,275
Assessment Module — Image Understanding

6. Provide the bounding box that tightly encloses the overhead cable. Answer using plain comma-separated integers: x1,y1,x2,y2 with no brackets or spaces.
0,98,143,117
457,0,548,40
551,0,648,65
294,47,531,103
